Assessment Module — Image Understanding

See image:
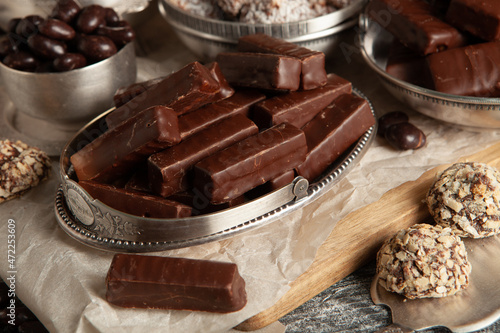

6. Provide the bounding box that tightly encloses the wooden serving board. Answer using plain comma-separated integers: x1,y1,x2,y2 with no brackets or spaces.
236,140,500,331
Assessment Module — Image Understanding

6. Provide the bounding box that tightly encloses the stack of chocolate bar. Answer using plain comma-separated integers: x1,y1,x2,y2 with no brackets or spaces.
367,0,500,97
70,33,375,218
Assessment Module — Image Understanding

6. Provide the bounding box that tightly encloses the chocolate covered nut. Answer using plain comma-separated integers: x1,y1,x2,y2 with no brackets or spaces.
148,114,259,198
0,36,17,57
3,51,39,71
15,15,44,39
38,18,76,41
104,7,121,26
95,25,135,47
71,105,181,183
385,122,426,150
367,0,466,55
51,0,81,23
27,34,67,59
77,34,117,62
75,4,106,34
216,52,302,91
205,61,235,101
53,52,87,71
238,33,327,90
377,111,409,137
7,18,21,33
106,254,247,313
194,123,307,204
79,180,192,218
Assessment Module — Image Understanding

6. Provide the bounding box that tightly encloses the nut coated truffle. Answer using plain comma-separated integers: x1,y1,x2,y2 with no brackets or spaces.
376,224,471,299
426,162,500,238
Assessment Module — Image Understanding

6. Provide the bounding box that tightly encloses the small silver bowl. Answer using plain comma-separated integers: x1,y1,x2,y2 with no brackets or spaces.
158,0,365,60
0,42,137,124
358,13,500,129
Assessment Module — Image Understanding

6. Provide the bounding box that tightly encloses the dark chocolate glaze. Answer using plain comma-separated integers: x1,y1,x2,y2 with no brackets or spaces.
194,122,307,204
296,94,376,182
106,61,221,128
79,180,192,218
446,0,500,41
71,105,180,183
148,114,259,198
367,0,466,55
251,73,352,129
216,52,301,91
106,254,247,313
238,33,327,90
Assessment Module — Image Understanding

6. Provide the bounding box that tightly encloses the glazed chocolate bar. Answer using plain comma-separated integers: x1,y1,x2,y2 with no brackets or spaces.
206,61,235,101
251,73,352,129
296,94,375,182
178,89,266,140
113,76,165,108
106,61,221,129
106,254,247,313
366,0,466,55
446,0,500,41
194,123,307,204
385,40,432,88
245,169,296,200
238,33,327,90
148,114,259,198
426,41,500,97
71,105,180,183
167,190,246,216
215,52,302,91
79,180,192,218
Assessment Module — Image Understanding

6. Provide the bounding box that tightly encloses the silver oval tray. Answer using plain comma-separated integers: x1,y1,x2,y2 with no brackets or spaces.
358,11,500,129
159,0,366,40
55,90,376,252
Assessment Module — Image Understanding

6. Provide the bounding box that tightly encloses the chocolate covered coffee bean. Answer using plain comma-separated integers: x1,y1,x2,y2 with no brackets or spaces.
76,4,106,34
3,51,39,71
96,25,135,47
51,0,81,23
53,52,87,71
385,122,426,150
28,34,67,59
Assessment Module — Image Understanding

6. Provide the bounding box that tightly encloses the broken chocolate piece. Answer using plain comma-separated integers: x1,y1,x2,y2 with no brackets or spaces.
79,180,192,218
194,123,307,204
179,89,266,140
426,41,500,97
367,0,466,55
106,254,247,313
106,61,221,129
148,114,259,198
71,105,180,183
206,61,235,100
296,94,375,182
238,33,327,90
215,52,301,91
251,73,352,129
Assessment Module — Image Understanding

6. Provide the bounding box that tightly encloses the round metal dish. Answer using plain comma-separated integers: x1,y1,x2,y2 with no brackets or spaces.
159,0,362,60
358,12,500,129
55,90,377,252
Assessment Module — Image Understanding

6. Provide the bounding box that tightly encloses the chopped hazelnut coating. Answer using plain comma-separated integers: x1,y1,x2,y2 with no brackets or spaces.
426,162,500,238
376,224,471,299
0,139,51,202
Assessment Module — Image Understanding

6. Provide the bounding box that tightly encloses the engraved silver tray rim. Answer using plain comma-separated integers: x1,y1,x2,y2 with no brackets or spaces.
159,0,367,40
358,11,500,129
55,90,377,252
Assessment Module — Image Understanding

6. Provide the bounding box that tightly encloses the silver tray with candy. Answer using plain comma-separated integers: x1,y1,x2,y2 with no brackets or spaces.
54,35,377,252
358,2,500,129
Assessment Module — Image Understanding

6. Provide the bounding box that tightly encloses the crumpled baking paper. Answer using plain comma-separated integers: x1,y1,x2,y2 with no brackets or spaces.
2,17,500,333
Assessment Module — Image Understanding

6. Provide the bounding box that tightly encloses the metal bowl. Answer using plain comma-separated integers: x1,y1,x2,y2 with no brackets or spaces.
158,0,365,60
358,13,500,129
55,89,376,252
0,42,137,124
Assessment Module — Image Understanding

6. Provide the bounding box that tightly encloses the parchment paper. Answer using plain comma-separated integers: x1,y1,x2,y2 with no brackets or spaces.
1,9,500,333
